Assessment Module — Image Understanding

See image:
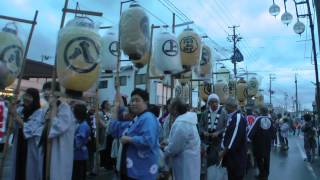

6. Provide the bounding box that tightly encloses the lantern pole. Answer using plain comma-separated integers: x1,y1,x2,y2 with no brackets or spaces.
45,1,103,179
146,24,168,93
0,11,38,178
115,0,134,102
171,12,194,99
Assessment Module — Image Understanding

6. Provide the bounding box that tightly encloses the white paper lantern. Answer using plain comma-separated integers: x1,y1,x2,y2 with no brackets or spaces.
153,31,182,74
100,31,118,73
199,82,212,101
178,28,201,70
214,80,229,104
199,44,212,77
216,66,230,83
120,2,150,61
236,78,247,106
0,23,24,89
57,17,101,92
247,77,259,97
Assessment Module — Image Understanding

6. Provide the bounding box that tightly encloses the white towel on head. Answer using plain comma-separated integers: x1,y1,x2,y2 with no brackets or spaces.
207,93,220,106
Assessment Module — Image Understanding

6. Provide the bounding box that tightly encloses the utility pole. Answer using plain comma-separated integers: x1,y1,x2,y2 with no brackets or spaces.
228,25,242,78
315,0,320,51
284,92,288,111
295,74,299,117
269,74,276,106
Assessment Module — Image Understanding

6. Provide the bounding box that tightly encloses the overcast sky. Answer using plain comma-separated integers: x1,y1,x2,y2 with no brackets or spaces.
0,0,319,110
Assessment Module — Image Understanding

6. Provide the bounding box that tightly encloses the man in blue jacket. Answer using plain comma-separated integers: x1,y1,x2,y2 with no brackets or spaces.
220,97,247,180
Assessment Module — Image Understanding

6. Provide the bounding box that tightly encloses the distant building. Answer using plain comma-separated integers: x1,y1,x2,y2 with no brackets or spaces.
98,64,172,105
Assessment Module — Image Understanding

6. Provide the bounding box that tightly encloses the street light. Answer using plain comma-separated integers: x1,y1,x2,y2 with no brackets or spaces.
280,0,293,25
269,0,281,17
293,20,305,35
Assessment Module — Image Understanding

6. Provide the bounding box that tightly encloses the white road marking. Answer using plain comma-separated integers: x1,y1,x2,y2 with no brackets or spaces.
296,141,317,179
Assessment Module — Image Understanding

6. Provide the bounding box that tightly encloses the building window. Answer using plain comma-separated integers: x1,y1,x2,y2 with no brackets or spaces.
99,80,108,89
135,74,146,85
120,76,127,86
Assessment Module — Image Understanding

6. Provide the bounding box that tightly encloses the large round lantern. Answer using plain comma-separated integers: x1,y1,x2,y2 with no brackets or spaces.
216,66,230,83
178,28,201,70
255,90,264,107
178,71,191,85
153,31,182,74
214,80,229,104
247,77,259,97
199,44,212,77
228,79,236,97
236,78,247,106
100,31,118,73
199,82,212,101
0,23,24,90
57,17,101,92
120,2,150,62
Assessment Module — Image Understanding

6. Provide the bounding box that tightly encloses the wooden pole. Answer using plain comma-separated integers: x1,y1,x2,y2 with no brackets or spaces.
0,10,38,178
94,88,100,175
45,0,69,178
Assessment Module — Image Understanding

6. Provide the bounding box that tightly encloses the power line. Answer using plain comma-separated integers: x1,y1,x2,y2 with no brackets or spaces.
139,5,169,26
162,0,191,22
157,0,185,22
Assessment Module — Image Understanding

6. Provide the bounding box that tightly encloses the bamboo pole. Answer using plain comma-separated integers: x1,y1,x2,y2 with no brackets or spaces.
45,1,103,179
0,10,38,178
44,0,69,178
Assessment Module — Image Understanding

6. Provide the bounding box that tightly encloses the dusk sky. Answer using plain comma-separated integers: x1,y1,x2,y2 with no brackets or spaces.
0,0,319,110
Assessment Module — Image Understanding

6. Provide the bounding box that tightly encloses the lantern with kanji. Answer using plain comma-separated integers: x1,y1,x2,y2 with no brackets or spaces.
216,66,230,83
57,17,101,92
153,31,182,74
198,44,212,77
247,76,259,97
120,2,150,64
100,31,118,73
199,82,212,101
214,79,229,104
0,23,24,89
178,28,201,70
236,78,247,106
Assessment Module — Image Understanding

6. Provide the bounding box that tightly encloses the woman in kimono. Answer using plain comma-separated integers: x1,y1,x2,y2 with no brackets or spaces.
108,88,160,180
163,98,201,180
11,88,43,180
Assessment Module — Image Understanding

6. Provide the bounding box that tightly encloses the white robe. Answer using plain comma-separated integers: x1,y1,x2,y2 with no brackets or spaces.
23,108,45,180
164,112,201,180
48,102,76,180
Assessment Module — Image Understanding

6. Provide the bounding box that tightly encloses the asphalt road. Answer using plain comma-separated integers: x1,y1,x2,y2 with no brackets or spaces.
1,135,319,180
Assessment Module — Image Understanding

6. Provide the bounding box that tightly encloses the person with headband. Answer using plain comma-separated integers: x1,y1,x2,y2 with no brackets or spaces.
198,93,228,179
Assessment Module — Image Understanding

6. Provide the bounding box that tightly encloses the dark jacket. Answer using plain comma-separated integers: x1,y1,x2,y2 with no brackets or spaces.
248,116,274,158
222,110,247,177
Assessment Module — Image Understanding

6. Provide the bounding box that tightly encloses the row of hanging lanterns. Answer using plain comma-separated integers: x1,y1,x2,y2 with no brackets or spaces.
268,0,305,35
